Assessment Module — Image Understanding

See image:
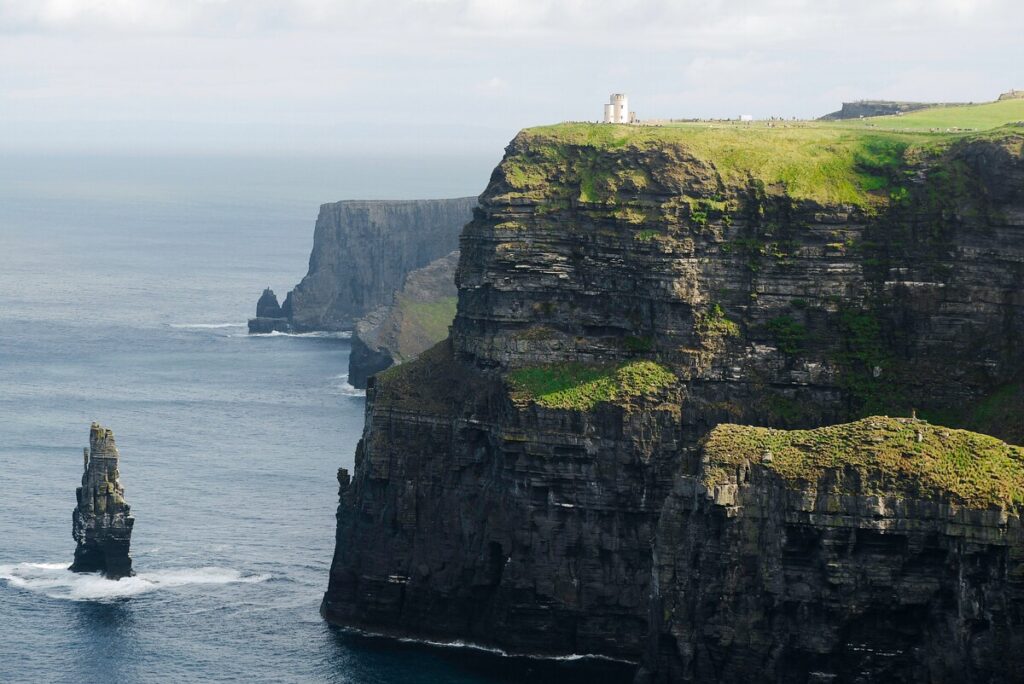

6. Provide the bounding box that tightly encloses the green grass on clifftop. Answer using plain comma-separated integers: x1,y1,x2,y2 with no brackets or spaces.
703,416,1024,508
520,100,1024,207
831,98,1024,132
508,360,675,410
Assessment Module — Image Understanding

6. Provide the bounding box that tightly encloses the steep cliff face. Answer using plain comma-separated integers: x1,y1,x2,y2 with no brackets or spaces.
323,121,1024,679
644,418,1024,683
282,198,476,331
348,250,459,388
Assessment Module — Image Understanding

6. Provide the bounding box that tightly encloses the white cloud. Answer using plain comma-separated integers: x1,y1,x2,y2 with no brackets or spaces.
0,0,1020,152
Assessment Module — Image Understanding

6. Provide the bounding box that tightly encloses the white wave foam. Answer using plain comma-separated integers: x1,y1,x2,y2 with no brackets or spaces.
242,330,352,339
168,323,243,329
0,562,269,601
337,625,638,664
329,373,366,397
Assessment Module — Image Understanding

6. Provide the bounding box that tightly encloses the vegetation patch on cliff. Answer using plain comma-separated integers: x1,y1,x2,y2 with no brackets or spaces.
702,416,1024,508
392,295,457,361
508,360,675,410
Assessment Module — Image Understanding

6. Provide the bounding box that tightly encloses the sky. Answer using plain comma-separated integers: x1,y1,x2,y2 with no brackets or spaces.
1,0,1021,156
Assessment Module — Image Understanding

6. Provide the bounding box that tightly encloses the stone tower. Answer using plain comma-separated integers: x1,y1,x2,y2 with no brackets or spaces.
70,423,135,579
603,93,630,123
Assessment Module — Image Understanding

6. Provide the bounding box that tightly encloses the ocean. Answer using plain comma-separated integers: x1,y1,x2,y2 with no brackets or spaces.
0,153,633,683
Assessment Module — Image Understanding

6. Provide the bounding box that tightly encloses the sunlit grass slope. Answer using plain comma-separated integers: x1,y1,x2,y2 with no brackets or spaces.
521,99,1023,207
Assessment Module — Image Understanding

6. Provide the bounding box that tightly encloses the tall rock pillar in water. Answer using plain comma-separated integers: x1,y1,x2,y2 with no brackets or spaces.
70,423,135,579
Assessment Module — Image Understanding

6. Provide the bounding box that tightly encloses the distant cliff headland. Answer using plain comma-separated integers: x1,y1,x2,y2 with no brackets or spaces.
320,97,1024,682
248,197,476,384
248,197,475,334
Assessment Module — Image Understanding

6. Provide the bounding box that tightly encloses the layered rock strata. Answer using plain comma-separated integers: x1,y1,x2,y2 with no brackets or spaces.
643,418,1024,682
323,122,1024,680
348,250,459,387
71,423,134,579
248,198,476,334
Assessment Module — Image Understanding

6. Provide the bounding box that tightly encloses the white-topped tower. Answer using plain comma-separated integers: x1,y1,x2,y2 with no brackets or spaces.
603,93,630,123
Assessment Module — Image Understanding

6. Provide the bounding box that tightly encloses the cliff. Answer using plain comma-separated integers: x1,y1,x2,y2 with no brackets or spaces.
348,250,459,388
322,113,1024,680
644,417,1024,682
248,198,475,333
71,423,134,579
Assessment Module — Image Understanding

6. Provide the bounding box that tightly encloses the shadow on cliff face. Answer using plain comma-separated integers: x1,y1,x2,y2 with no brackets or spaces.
326,628,634,684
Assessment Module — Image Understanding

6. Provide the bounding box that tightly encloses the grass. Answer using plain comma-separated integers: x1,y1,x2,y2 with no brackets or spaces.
830,98,1024,132
521,122,923,207
507,360,675,410
702,416,1024,508
393,295,457,361
515,100,1024,208
695,303,740,347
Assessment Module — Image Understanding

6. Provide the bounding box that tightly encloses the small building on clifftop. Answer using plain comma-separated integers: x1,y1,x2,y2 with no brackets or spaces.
603,93,636,123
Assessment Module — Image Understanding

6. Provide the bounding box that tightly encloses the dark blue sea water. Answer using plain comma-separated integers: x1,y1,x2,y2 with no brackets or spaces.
0,155,632,683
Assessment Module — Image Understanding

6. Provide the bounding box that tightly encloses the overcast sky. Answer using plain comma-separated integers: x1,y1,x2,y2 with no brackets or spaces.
2,0,1021,155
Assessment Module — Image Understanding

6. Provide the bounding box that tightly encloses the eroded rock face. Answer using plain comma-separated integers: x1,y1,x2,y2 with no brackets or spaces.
348,250,459,388
642,419,1024,683
279,198,475,332
70,423,134,579
323,126,1024,679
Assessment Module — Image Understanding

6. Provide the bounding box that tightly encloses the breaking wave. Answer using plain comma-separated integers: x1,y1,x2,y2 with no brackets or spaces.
337,625,638,664
168,323,243,329
0,562,270,601
330,373,366,398
243,330,352,339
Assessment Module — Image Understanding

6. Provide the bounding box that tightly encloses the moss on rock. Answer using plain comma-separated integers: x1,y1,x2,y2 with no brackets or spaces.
508,360,676,410
703,416,1024,508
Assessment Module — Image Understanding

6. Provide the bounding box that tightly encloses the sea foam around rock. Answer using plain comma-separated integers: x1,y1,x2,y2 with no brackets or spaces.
0,562,270,601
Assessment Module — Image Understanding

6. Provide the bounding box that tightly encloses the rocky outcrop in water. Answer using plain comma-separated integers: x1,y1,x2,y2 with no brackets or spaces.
323,122,1024,680
71,423,134,579
248,198,475,334
348,250,459,388
248,287,291,333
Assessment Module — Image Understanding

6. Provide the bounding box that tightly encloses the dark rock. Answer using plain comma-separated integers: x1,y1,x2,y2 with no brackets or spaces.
70,423,134,580
323,125,1024,680
347,321,395,388
255,287,285,318
247,317,292,334
641,419,1024,682
347,250,459,388
248,287,293,333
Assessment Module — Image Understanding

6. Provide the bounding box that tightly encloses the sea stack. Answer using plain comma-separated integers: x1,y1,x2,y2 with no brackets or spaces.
70,423,135,579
